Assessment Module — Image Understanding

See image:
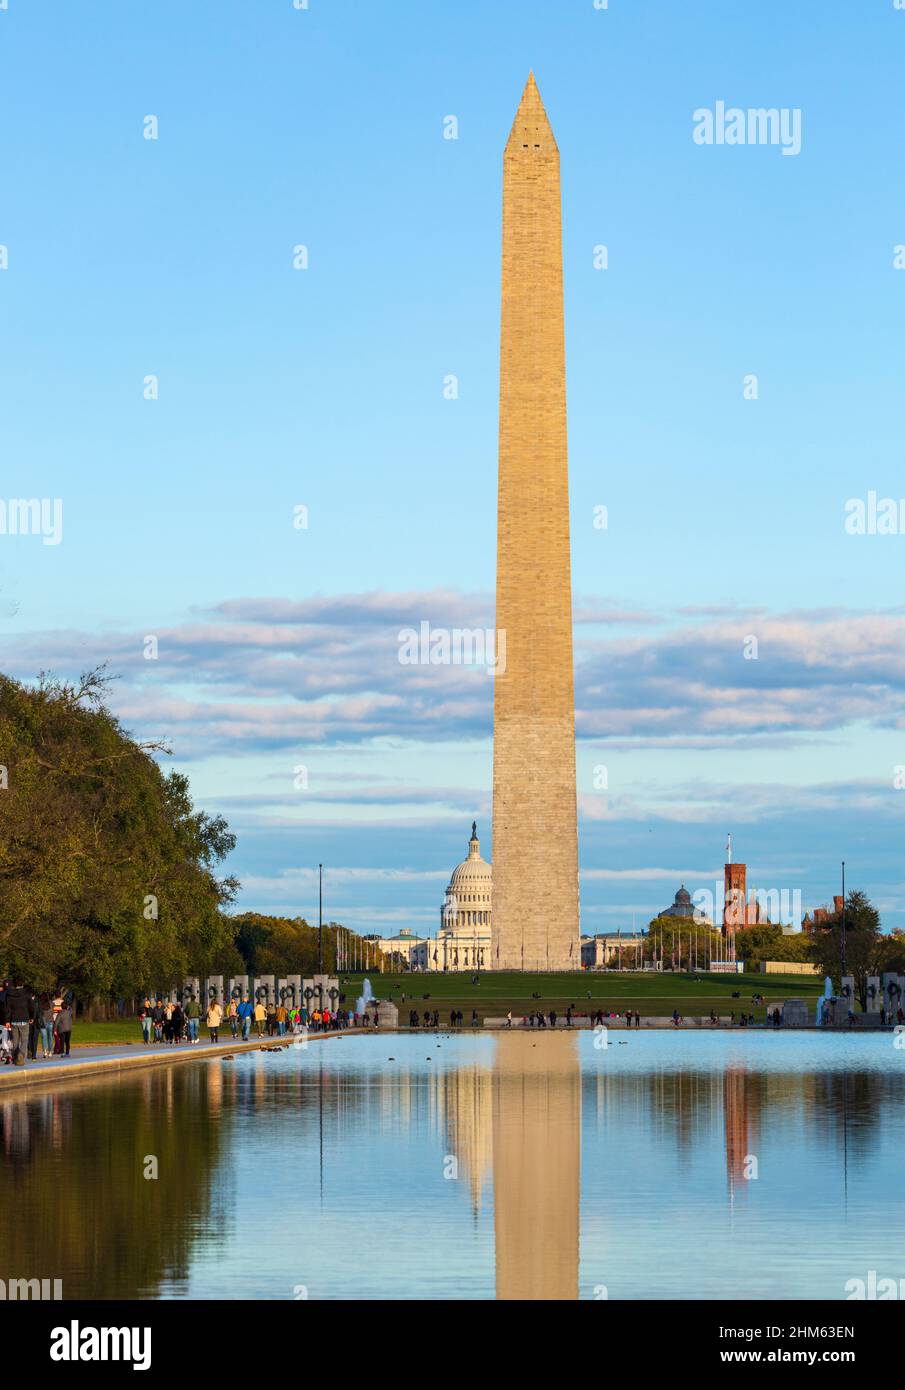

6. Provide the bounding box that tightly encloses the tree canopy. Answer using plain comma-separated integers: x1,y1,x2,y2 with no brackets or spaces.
807,890,887,1009
646,916,722,969
230,913,382,976
0,668,239,995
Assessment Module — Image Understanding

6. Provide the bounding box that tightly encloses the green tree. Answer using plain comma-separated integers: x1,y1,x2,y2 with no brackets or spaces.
878,928,905,976
733,924,815,967
646,916,723,970
807,890,882,1010
233,913,318,974
230,912,383,976
0,668,239,997
733,923,783,964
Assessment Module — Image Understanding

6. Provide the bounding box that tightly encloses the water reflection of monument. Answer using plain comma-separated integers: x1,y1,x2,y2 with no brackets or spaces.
492,1032,580,1300
425,1032,581,1297
431,1060,493,1216
723,1066,757,1202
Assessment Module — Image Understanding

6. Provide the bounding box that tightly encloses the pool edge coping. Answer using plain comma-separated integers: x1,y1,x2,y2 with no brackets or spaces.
0,1029,350,1092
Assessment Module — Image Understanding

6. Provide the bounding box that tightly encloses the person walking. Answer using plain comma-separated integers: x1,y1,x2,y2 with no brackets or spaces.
27,989,41,1059
5,978,36,1066
139,997,152,1044
40,996,55,1057
254,999,266,1036
237,995,253,1040
227,996,239,1038
54,1002,73,1056
206,997,223,1043
184,994,201,1044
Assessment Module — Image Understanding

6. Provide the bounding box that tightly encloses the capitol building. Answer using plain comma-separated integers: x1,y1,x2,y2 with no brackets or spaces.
370,822,492,972
436,821,492,970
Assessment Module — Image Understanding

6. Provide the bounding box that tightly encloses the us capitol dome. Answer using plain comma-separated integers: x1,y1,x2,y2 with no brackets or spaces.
368,822,492,971
437,822,492,970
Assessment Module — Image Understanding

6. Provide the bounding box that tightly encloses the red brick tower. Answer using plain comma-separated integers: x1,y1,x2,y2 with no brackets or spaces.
724,836,746,962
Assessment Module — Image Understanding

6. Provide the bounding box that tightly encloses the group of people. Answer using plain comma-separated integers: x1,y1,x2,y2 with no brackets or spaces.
0,981,74,1067
140,995,376,1046
139,996,205,1044
519,1006,592,1028
408,1008,483,1029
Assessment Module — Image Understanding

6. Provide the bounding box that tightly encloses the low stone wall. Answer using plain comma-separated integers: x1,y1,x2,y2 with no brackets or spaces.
760,961,820,975
482,1015,738,1029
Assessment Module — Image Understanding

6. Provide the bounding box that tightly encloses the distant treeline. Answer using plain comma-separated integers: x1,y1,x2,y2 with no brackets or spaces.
649,894,905,1010
228,913,373,977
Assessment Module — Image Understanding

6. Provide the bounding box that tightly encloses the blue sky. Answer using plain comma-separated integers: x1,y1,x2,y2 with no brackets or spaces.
2,0,905,935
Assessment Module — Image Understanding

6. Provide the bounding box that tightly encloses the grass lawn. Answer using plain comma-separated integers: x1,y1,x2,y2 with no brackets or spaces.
70,970,825,1043
68,1021,148,1045
347,969,823,1023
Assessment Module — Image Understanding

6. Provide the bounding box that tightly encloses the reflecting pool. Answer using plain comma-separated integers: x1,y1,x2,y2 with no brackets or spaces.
2,1030,903,1300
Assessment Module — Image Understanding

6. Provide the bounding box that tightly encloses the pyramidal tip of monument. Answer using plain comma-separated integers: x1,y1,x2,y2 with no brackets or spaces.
518,70,545,115
507,70,557,152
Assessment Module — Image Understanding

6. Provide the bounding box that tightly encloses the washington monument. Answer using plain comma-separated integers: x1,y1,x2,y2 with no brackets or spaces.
492,73,580,972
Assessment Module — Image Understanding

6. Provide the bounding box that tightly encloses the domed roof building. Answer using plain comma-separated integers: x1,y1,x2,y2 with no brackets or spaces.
445,822,492,920
658,884,711,924
437,822,492,970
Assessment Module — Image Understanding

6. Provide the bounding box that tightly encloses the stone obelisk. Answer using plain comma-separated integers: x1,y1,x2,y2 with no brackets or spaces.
492,73,580,972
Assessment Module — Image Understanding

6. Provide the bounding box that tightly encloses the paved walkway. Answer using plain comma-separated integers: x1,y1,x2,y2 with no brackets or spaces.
0,1031,343,1091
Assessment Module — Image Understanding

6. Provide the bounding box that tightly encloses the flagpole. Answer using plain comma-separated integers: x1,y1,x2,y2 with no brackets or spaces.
318,864,323,974
841,860,847,983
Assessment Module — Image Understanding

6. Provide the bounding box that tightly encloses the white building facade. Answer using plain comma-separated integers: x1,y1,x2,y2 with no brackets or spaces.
430,821,492,970
369,822,493,972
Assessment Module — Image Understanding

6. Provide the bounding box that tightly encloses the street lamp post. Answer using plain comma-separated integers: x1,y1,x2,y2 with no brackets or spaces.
840,860,846,984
